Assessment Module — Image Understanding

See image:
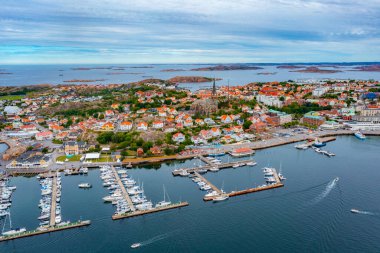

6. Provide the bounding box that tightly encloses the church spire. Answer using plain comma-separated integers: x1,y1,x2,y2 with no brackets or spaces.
212,77,217,98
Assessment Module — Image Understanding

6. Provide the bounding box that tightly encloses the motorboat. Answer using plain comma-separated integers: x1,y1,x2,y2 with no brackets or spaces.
209,167,220,172
131,243,141,249
350,209,360,214
313,138,326,147
78,183,92,189
246,161,257,166
205,191,218,197
179,170,190,177
354,131,366,140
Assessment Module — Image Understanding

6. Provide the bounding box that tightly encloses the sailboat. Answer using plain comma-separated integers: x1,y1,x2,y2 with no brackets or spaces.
278,162,286,181
2,212,26,236
155,185,172,208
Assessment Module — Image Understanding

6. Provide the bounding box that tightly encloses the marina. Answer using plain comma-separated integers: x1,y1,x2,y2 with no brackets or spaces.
0,136,379,252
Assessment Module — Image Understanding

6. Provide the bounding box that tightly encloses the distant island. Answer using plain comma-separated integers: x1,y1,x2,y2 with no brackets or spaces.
276,65,304,69
167,76,221,83
0,72,12,75
106,72,143,75
161,69,185,72
290,67,342,73
191,65,263,71
352,65,380,72
257,72,277,75
71,67,112,71
63,79,106,82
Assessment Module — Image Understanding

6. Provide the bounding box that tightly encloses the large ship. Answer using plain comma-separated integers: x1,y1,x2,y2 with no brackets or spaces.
228,147,255,157
354,131,366,140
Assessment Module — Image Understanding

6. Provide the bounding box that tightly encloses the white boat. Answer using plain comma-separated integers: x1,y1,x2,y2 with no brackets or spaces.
209,167,220,172
0,203,11,210
350,209,360,214
246,161,257,166
136,201,153,211
179,170,190,177
205,190,218,197
232,164,240,168
200,185,211,191
0,210,10,217
295,143,309,150
55,215,62,224
38,214,50,220
131,243,141,248
278,173,286,181
78,183,92,189
213,194,229,202
2,228,26,236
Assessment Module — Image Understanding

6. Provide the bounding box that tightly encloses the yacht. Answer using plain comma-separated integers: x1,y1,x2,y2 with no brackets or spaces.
78,183,92,189
350,209,360,214
179,170,190,177
136,201,153,211
213,194,229,202
0,210,10,217
205,190,218,197
295,143,309,150
246,161,257,166
278,173,286,181
209,167,220,172
55,215,62,224
2,228,26,236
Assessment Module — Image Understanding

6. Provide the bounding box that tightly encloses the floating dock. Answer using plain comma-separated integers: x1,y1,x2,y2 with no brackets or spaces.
112,201,189,220
0,220,91,242
110,165,136,212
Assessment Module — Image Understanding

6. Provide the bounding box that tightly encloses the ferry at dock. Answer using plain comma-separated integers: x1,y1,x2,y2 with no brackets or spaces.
229,147,255,157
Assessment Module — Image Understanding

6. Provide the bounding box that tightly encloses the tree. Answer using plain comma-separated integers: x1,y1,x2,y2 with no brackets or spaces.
243,120,252,130
42,147,48,154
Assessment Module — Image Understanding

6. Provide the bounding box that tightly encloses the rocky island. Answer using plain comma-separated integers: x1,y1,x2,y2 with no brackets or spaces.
191,65,263,71
167,76,221,83
290,67,342,73
352,65,380,72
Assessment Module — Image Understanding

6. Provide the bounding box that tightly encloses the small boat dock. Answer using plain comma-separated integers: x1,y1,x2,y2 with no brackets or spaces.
49,176,58,226
202,168,284,201
110,166,136,212
193,172,222,194
172,157,253,176
0,220,91,242
112,202,189,220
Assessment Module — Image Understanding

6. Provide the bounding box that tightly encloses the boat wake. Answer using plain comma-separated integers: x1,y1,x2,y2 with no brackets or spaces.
309,177,339,205
135,230,180,248
354,210,378,216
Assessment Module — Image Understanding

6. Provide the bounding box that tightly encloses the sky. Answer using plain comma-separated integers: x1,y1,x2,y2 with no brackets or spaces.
1,0,380,64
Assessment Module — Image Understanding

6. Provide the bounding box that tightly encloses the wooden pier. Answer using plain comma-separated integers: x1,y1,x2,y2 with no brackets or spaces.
172,159,253,176
193,172,222,194
49,176,57,226
112,202,189,220
110,165,136,212
0,220,91,242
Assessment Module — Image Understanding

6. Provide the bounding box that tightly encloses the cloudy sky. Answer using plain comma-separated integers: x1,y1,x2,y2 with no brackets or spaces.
1,0,380,64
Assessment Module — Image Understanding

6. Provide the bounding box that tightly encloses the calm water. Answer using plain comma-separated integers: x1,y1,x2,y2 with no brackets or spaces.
1,136,380,253
1,64,380,90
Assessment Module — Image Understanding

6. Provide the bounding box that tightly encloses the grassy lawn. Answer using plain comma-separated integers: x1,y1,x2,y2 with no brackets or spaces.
56,155,82,162
0,95,25,101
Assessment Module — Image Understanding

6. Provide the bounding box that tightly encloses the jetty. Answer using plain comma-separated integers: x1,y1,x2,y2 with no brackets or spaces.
172,158,253,176
193,172,222,194
0,220,91,242
110,165,136,212
49,176,58,226
112,202,189,220
202,168,284,201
